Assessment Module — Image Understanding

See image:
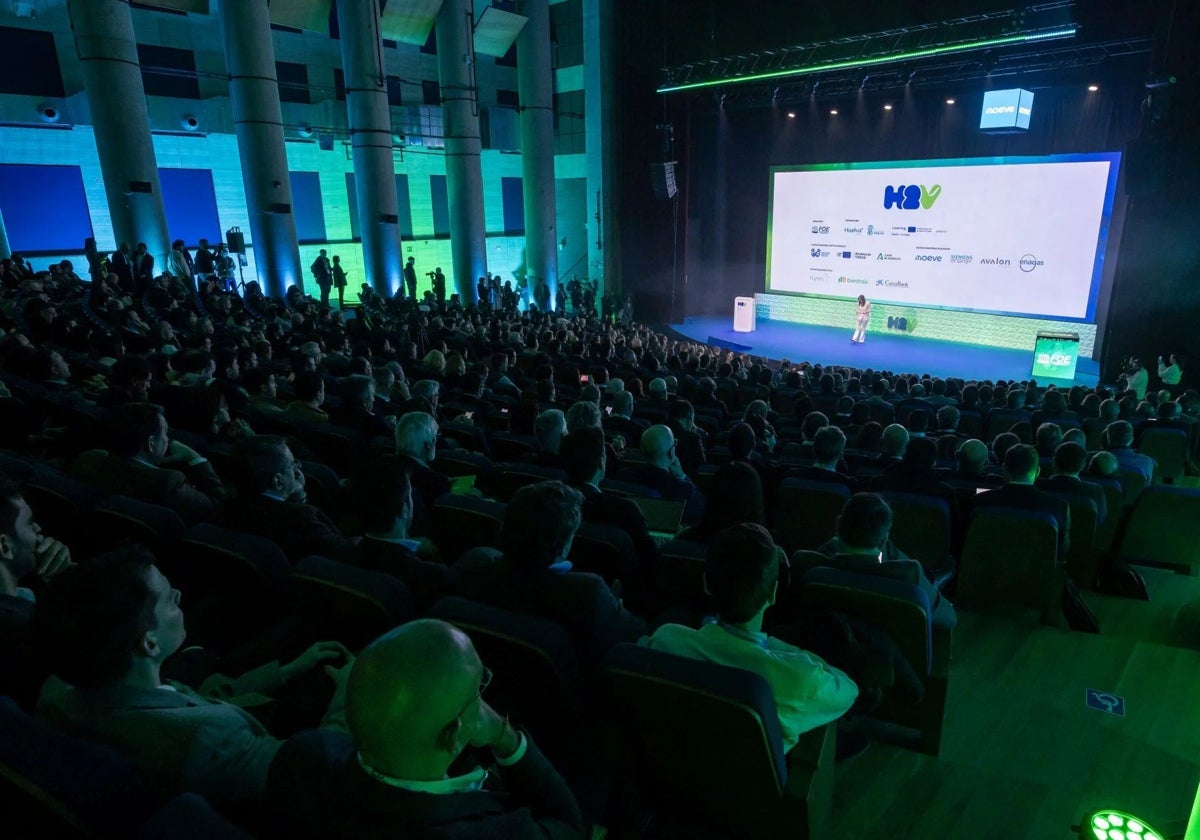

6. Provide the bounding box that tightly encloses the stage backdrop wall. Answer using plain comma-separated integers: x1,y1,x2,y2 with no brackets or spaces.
679,83,1144,363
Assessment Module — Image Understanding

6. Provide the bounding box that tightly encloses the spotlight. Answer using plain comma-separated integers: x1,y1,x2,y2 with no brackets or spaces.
786,111,795,118
1077,809,1162,840
946,98,956,105
829,109,838,115
883,103,893,111
1088,84,1099,92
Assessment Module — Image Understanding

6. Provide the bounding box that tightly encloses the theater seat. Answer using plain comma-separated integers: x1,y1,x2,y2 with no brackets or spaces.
290,556,415,651
773,478,850,552
600,644,834,839
957,508,1061,622
88,495,186,558
1137,427,1188,484
1115,485,1200,576
430,495,506,564
138,793,253,839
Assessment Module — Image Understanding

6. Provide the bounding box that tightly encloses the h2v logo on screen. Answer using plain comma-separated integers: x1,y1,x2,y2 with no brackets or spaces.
884,184,942,210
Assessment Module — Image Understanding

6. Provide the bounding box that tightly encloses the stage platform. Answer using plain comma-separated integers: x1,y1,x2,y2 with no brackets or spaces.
670,316,1100,386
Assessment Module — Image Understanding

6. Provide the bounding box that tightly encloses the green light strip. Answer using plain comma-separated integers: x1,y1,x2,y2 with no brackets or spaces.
656,26,1078,94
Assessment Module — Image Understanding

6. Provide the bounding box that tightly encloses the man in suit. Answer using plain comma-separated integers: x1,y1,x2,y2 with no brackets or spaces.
560,427,658,613
969,444,1071,557
311,249,333,308
275,618,584,837
604,390,648,448
614,425,704,523
1104,420,1156,487
284,370,331,424
217,435,355,562
450,481,647,663
35,548,351,803
70,403,227,524
132,242,154,297
110,242,134,293
788,425,859,492
871,437,961,528
331,374,392,439
1038,441,1107,528
393,411,450,538
522,409,568,470
665,399,707,478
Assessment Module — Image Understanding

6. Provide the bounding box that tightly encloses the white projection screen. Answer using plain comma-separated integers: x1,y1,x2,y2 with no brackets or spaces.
766,153,1122,322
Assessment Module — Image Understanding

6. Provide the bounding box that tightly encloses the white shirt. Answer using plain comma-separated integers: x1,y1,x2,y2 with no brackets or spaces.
1158,360,1182,385
1129,367,1149,400
642,621,858,752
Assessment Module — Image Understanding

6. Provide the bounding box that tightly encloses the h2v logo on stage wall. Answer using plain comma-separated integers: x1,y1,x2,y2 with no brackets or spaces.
884,184,942,210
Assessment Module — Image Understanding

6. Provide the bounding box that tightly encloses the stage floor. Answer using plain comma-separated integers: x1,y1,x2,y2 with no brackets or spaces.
670,316,1100,386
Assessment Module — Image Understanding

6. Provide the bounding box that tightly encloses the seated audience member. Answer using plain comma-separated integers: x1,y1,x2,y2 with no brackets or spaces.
871,437,961,525
285,370,330,424
991,431,1020,467
217,435,355,562
665,398,707,477
283,619,585,836
677,460,765,545
350,458,447,609
243,366,284,413
948,438,1002,486
34,548,351,803
393,411,451,536
605,390,647,446
931,405,961,439
451,481,647,662
879,423,909,465
614,425,704,523
815,493,956,630
331,374,393,439
1035,422,1064,463
1037,441,1107,528
789,425,857,491
643,524,858,753
905,409,930,438
524,408,568,470
0,475,74,709
98,355,153,407
71,402,226,524
969,444,1071,554
560,428,658,606
1103,420,1156,486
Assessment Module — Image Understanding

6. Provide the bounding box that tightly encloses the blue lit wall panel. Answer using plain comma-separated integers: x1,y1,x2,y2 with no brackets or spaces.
289,171,327,243
0,164,93,253
345,172,360,241
501,176,524,235
395,174,413,239
158,167,222,246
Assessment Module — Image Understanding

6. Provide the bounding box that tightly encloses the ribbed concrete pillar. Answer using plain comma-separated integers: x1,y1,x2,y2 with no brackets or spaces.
337,0,403,296
584,0,617,296
516,0,557,307
220,0,302,296
68,0,170,267
436,0,488,302
0,207,10,261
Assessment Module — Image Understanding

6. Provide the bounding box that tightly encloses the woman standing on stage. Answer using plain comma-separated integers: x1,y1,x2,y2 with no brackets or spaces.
852,294,871,343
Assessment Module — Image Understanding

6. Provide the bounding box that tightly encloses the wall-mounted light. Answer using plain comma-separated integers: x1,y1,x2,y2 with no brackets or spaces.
946,98,956,105
883,103,893,110
786,111,796,118
829,108,838,115
1088,84,1099,92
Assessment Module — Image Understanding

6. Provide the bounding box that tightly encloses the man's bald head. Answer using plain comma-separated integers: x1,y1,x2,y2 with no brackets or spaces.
347,619,483,779
956,438,989,475
641,424,676,468
881,423,909,457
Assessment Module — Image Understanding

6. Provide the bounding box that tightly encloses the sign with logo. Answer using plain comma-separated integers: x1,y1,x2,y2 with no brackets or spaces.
866,224,884,236
1085,689,1125,717
883,184,942,210
811,224,830,234
980,89,1035,132
1019,254,1045,272
980,257,1011,266
837,276,869,285
811,248,830,258
950,254,973,264
914,254,942,263
1031,334,1080,380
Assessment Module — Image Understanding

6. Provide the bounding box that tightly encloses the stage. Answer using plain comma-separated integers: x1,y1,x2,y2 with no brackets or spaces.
669,315,1101,386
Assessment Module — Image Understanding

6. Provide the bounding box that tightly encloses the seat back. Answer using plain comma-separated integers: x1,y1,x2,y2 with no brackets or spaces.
601,644,831,838
655,539,710,616
1116,486,1200,575
570,520,637,583
877,491,952,566
1043,494,1099,589
22,468,105,543
495,463,568,501
290,556,415,650
773,478,850,551
430,449,494,479
629,495,685,536
1138,428,1188,483
88,495,187,558
958,508,1060,614
1084,476,1124,551
138,793,254,839
0,697,159,836
430,495,506,564
429,597,581,755
598,477,661,499
1115,468,1150,508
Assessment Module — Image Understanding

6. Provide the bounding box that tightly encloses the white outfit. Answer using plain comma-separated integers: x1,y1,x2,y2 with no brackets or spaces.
852,302,871,343
1128,367,1148,400
1158,360,1182,387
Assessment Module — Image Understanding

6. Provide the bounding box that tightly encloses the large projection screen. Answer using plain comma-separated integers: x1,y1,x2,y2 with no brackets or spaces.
766,153,1121,323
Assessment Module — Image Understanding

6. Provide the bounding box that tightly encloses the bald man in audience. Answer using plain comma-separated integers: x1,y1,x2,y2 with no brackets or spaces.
614,424,703,523
879,423,909,465
949,438,1002,485
280,619,585,838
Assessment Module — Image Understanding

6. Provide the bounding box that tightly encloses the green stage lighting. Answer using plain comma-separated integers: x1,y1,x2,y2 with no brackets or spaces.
1080,809,1164,840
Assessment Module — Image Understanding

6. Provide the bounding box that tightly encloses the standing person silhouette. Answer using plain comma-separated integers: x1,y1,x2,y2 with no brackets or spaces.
332,255,348,310
852,295,871,344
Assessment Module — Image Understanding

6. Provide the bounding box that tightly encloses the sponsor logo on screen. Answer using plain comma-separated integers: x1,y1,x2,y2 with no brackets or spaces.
844,227,863,235
914,254,943,262
809,274,830,283
837,276,869,285
876,279,910,288
866,224,885,236
980,257,1011,266
840,251,852,259
950,254,973,264
1019,254,1044,272
811,248,830,258
876,253,902,261
1037,352,1073,367
883,184,942,210
812,225,830,234
985,105,1016,115
852,252,872,260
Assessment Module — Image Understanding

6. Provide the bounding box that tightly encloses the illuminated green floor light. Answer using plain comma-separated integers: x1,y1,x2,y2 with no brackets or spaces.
1086,809,1162,840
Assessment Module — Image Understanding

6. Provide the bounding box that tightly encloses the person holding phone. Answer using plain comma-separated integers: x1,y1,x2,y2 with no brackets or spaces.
1158,353,1183,393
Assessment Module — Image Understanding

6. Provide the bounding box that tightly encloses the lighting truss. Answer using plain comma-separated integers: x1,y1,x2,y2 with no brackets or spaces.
658,1,1080,94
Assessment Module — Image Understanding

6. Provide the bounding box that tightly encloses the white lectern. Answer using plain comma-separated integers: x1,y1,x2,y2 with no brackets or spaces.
733,297,756,332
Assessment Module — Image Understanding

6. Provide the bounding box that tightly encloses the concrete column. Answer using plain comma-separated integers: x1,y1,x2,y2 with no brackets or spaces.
0,207,10,261
516,0,557,308
436,0,488,302
220,0,302,297
337,0,403,296
68,0,170,267
584,0,618,297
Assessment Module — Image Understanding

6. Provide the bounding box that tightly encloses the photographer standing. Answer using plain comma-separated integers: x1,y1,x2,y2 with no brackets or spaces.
432,267,446,305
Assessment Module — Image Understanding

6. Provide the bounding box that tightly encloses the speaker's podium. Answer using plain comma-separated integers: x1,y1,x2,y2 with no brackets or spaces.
1031,331,1080,380
733,297,756,333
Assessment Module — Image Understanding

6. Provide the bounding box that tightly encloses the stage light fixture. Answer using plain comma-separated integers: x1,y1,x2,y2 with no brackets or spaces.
786,111,796,118
946,98,956,104
1088,84,1099,91
884,103,893,110
1077,809,1163,840
829,108,838,115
